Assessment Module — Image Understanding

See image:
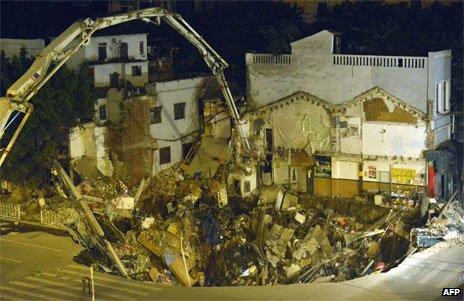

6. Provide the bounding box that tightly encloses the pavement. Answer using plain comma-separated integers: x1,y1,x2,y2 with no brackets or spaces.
0,230,463,301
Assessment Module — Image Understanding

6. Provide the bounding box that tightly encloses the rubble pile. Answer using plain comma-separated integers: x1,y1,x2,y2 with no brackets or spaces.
90,174,414,287
1,164,443,288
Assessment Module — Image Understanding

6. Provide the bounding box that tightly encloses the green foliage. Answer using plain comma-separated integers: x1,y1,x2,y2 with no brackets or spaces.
0,49,97,185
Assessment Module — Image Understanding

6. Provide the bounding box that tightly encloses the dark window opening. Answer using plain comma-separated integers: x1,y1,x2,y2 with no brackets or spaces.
98,104,107,121
174,102,186,120
182,142,193,158
119,42,128,60
150,106,162,124
233,180,240,194
159,146,171,165
110,72,120,88
264,154,273,173
98,43,107,61
139,41,144,55
131,65,142,76
244,180,251,193
265,128,273,152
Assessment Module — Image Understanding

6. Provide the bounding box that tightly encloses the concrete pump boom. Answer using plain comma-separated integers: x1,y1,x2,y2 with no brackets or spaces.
0,7,250,168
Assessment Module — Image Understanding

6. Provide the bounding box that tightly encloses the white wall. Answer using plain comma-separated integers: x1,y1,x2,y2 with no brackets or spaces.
332,158,358,180
149,77,204,141
362,122,427,158
152,140,182,174
80,34,147,62
0,38,45,58
92,61,148,87
69,123,113,176
150,77,207,173
246,30,449,113
67,33,147,69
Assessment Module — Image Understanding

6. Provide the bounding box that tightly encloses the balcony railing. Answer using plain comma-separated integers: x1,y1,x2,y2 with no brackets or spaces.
333,54,426,69
251,54,292,64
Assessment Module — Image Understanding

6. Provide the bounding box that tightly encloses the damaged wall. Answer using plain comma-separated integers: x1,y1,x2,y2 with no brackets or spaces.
119,96,155,185
362,122,427,158
69,122,114,177
246,30,450,114
203,99,231,140
150,77,206,173
67,33,148,69
92,61,149,88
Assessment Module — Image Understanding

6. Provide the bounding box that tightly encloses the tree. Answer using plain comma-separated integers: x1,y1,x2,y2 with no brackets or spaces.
0,49,97,185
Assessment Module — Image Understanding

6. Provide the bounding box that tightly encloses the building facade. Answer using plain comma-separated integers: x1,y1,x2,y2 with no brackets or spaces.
245,30,455,199
67,33,149,88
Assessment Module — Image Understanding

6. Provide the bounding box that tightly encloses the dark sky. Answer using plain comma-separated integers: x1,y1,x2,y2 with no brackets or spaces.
0,1,111,38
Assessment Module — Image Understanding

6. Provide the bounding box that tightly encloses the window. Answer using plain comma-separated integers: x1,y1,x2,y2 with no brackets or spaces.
98,43,107,61
119,42,128,60
110,72,120,88
182,142,193,158
98,104,107,121
174,102,186,120
139,41,144,55
436,80,451,114
131,65,142,76
244,180,251,193
159,146,171,165
150,106,162,124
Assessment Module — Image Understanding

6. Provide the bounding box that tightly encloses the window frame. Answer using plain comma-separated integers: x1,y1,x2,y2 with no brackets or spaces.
131,65,142,77
150,106,162,124
139,41,144,55
98,43,107,61
159,146,171,165
98,104,107,121
174,102,186,120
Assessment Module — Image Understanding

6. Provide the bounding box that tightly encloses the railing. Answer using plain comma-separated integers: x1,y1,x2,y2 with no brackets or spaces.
0,203,62,228
0,203,21,220
251,54,292,64
332,54,426,69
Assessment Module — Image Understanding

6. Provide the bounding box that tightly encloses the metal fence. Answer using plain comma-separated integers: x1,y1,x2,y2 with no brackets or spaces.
0,203,62,228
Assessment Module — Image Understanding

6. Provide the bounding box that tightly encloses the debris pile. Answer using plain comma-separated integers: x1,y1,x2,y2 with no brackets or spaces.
2,162,451,288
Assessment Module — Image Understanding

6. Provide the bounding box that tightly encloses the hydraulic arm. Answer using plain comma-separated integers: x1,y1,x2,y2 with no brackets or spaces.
0,7,250,167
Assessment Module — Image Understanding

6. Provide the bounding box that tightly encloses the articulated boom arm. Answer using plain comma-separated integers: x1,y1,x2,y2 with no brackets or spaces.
0,7,250,167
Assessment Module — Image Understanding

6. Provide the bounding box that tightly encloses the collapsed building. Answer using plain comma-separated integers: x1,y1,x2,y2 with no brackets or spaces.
1,28,462,289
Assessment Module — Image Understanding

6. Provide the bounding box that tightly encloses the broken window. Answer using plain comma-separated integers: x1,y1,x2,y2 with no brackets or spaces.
150,106,162,124
139,41,144,55
159,146,171,165
98,104,107,121
174,102,186,120
131,65,142,77
182,142,193,158
98,43,107,61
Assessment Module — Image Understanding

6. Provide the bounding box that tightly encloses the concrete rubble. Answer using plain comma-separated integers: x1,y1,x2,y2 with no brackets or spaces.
1,157,462,288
